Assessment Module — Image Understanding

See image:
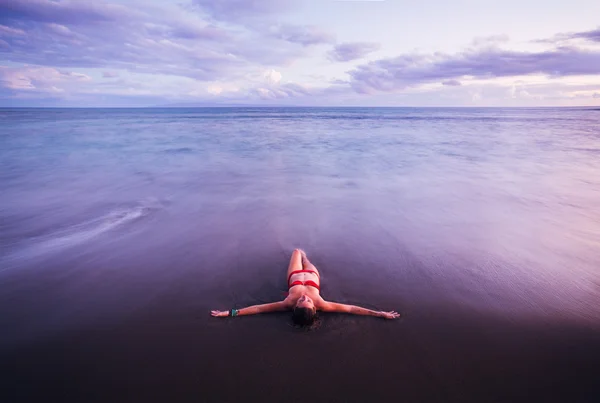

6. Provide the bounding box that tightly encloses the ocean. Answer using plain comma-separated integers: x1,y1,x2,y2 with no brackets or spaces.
1,107,599,402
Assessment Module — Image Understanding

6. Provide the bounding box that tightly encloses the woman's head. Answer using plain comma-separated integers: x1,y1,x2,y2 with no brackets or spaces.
292,295,316,326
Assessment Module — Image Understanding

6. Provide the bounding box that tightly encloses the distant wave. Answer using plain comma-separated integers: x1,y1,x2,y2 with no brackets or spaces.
171,113,588,122
163,147,194,154
1,199,164,267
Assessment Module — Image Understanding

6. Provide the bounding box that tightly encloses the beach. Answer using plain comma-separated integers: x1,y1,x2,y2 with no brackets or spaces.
1,107,599,402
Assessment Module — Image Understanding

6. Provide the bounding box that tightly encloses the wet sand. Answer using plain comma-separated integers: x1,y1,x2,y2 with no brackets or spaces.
1,245,599,403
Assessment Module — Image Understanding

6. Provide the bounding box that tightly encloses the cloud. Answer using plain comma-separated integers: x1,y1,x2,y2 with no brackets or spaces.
2,2,598,107
0,0,137,25
0,27,240,81
328,42,380,62
263,69,282,84
538,26,600,44
170,24,229,40
192,1,332,47
46,23,74,37
142,21,230,41
348,46,600,94
0,0,327,87
470,34,510,47
594,92,600,99
191,0,294,21
471,91,482,102
508,84,534,99
0,3,252,82
269,24,334,46
252,82,311,100
442,79,462,86
0,24,26,36
207,84,222,95
565,27,600,43
0,66,90,92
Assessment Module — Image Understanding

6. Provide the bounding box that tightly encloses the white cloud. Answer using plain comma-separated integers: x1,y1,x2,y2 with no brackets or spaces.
0,24,26,36
470,34,510,48
201,81,240,96
263,68,282,84
0,66,91,92
47,23,73,37
66,72,91,81
256,87,271,98
207,84,223,95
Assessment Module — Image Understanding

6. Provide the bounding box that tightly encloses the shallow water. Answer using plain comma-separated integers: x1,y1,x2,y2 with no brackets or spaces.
1,107,599,401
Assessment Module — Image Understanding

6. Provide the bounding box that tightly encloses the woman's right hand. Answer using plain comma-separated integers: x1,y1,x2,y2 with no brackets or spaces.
211,310,229,317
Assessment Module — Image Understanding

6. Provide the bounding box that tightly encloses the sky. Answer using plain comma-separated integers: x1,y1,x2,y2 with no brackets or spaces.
1,0,600,107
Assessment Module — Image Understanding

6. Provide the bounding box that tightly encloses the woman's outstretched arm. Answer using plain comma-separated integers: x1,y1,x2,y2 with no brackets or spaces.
211,301,290,317
320,301,400,319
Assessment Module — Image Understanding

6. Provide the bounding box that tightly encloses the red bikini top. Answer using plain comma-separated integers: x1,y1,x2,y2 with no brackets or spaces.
288,270,320,291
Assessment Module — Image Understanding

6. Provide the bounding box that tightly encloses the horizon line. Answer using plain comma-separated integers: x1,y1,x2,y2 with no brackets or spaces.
1,105,599,109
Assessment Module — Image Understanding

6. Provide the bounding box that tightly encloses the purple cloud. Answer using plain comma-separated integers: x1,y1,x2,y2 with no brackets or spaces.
594,92,600,99
538,26,600,44
442,79,462,86
0,0,136,25
0,24,26,36
567,27,600,42
0,0,329,88
348,46,600,93
192,0,294,21
470,34,510,47
0,1,303,82
141,21,230,42
0,66,90,94
328,42,380,62
0,21,239,81
191,0,332,47
252,82,312,100
270,24,334,46
169,24,229,41
3,1,598,107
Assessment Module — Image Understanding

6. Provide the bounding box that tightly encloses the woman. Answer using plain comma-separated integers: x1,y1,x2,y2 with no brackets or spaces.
211,249,400,326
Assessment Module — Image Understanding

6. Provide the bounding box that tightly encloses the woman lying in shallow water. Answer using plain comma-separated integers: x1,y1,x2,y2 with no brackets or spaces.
211,249,400,326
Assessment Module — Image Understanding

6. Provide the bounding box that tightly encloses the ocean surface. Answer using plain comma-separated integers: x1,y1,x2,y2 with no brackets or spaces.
1,107,599,402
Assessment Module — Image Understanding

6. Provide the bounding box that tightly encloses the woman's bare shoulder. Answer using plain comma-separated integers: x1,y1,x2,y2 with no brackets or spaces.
314,295,330,310
282,295,297,309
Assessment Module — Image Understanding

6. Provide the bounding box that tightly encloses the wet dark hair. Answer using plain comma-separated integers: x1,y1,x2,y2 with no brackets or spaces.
292,307,316,326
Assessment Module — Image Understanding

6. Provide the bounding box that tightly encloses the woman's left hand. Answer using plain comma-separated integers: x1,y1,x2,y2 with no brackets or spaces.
211,310,229,317
380,311,400,319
